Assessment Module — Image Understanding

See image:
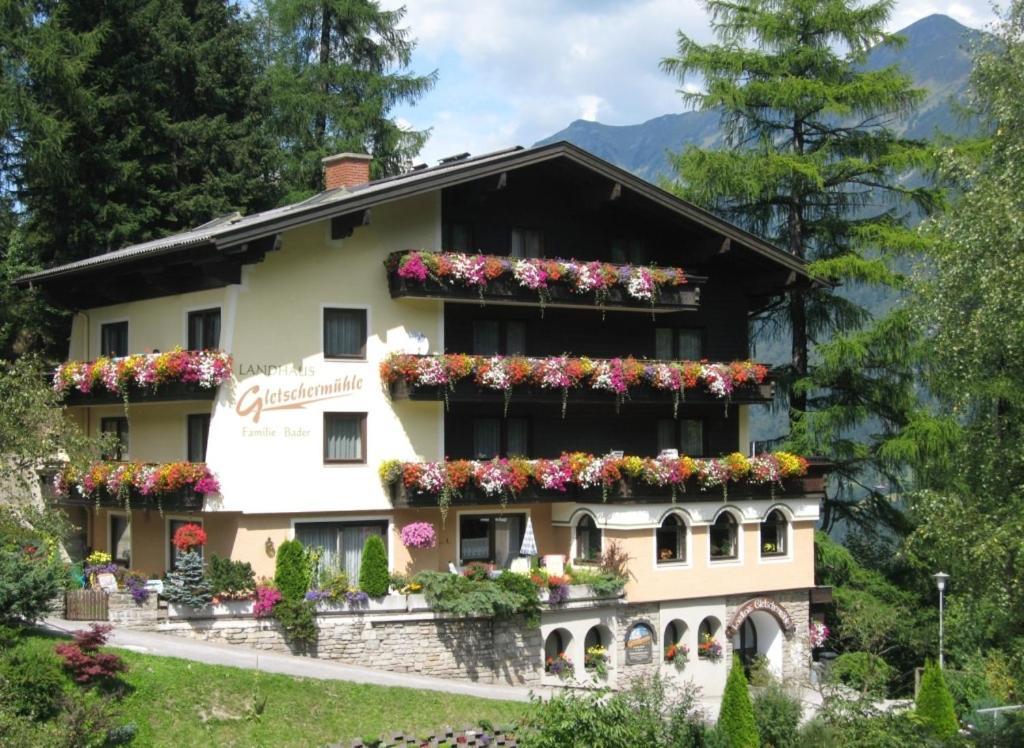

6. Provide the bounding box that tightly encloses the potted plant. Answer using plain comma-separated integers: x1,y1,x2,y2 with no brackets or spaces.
665,641,690,668
698,633,723,662
545,652,574,680
585,645,609,679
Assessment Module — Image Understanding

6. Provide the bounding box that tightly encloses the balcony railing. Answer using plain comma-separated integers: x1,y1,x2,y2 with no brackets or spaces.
53,349,232,405
380,452,828,511
49,460,219,511
385,250,704,313
382,354,773,411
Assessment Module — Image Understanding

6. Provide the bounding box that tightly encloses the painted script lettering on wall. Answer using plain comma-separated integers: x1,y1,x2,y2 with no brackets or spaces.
236,375,364,423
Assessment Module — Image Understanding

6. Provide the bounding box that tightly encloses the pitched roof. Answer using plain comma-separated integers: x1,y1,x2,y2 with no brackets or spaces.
16,141,809,287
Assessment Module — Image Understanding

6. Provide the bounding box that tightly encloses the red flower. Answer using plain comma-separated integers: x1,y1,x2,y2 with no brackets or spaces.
172,523,207,552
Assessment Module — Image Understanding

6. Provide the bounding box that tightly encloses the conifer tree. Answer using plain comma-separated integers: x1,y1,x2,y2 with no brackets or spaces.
358,534,389,597
915,660,958,739
274,539,312,602
259,0,436,201
18,0,281,271
716,653,759,748
660,0,941,529
163,551,213,608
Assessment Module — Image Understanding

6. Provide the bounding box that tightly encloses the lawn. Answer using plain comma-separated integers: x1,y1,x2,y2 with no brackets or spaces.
17,633,530,747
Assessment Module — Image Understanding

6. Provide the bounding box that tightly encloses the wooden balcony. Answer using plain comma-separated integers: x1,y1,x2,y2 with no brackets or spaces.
63,380,219,406
385,251,704,314
391,377,774,407
389,461,830,509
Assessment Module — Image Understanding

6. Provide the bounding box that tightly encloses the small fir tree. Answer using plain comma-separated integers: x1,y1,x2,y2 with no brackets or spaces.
716,653,759,748
915,659,958,740
274,539,311,602
162,551,212,607
358,535,389,597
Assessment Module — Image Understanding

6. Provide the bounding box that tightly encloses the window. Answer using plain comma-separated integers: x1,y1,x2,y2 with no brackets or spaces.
448,222,473,252
187,414,211,462
697,617,720,660
761,509,788,557
324,413,366,463
100,321,128,357
110,514,131,565
710,513,739,560
472,320,527,355
656,513,686,563
188,308,221,350
100,417,129,460
544,628,572,673
459,513,526,566
664,620,687,662
655,328,703,360
657,418,704,456
168,518,202,571
295,521,386,581
574,514,602,563
510,228,542,258
610,238,648,265
472,417,529,459
323,308,367,359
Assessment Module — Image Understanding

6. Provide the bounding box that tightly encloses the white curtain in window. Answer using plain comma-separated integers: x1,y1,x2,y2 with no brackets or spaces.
296,524,340,576
655,328,674,360
680,419,703,456
657,419,676,452
326,417,361,460
325,310,363,357
473,419,501,458
677,330,702,360
339,525,384,580
506,418,529,456
493,514,524,568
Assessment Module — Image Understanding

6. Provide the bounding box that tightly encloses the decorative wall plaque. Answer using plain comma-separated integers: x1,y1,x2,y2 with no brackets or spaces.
625,622,654,665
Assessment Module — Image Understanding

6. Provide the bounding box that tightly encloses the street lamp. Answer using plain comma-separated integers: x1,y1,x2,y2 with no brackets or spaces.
933,572,950,669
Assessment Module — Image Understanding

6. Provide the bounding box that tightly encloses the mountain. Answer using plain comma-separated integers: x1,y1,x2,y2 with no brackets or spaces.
536,14,982,182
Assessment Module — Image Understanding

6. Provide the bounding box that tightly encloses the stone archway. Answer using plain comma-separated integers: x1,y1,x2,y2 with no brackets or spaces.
727,597,794,678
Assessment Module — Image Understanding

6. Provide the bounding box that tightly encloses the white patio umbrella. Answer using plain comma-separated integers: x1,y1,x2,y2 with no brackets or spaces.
519,515,538,557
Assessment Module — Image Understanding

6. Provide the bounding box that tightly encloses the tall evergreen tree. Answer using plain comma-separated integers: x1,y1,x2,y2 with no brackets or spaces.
260,0,436,201
19,0,281,271
0,0,98,357
660,0,941,529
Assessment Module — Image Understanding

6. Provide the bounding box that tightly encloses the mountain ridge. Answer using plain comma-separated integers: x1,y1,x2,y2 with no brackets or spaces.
536,14,982,181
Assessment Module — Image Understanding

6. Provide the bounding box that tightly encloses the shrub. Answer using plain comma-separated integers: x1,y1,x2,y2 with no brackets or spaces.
496,571,541,626
520,673,706,747
322,570,350,599
916,659,958,740
273,598,318,646
207,555,255,600
274,540,312,602
829,651,893,698
716,654,759,748
358,535,389,597
0,542,66,625
415,571,533,622
598,539,632,580
54,624,127,686
162,551,212,607
752,683,801,748
0,644,65,720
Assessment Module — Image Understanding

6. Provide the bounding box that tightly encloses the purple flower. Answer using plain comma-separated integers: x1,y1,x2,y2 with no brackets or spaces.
400,521,438,550
345,590,369,606
305,589,331,602
548,584,570,605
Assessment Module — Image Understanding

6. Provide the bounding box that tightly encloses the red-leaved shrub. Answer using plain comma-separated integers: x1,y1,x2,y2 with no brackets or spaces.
55,624,127,685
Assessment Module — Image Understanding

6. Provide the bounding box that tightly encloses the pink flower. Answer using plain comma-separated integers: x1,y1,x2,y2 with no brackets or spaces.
253,586,282,617
400,521,438,549
398,252,429,282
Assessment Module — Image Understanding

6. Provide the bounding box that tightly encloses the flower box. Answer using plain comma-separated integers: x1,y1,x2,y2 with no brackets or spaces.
538,584,622,604
383,453,829,509
167,600,255,619
64,379,219,406
385,250,704,313
53,461,218,511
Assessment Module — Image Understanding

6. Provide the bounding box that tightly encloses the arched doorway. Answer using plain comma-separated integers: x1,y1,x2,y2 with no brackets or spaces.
730,610,784,678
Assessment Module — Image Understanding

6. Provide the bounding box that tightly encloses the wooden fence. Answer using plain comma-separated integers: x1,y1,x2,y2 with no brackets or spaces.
65,589,109,621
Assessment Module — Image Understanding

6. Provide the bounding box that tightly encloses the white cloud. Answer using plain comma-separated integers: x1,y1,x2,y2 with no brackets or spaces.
383,0,997,164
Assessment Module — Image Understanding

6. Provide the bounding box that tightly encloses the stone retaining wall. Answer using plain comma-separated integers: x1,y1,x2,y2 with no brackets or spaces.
158,611,545,686
107,591,159,627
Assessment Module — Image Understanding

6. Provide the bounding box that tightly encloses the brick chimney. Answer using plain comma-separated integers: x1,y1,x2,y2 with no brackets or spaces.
322,152,372,190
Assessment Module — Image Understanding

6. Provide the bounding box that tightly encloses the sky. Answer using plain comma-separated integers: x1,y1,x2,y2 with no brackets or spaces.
383,0,996,166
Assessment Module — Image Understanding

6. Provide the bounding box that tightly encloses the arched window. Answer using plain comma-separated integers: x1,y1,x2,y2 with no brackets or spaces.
664,619,687,663
544,628,573,676
584,625,612,678
697,617,722,660
656,513,686,563
709,513,739,560
574,514,602,563
760,509,787,557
